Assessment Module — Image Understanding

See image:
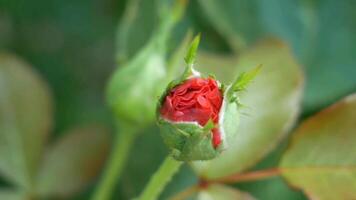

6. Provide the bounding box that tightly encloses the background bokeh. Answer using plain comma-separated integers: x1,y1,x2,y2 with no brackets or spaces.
0,0,355,199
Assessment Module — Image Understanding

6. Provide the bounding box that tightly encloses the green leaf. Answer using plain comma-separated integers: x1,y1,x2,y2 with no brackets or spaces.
236,137,306,200
198,0,356,113
196,52,239,83
193,39,303,179
196,184,255,200
300,0,356,113
280,94,356,200
116,0,158,63
236,177,307,200
0,53,52,188
0,189,26,200
197,0,262,52
35,126,110,198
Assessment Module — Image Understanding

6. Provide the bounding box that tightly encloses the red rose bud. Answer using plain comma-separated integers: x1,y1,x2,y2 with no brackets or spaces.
157,34,261,161
160,77,223,148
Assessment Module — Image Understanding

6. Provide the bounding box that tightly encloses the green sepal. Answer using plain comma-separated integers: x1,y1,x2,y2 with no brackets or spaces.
217,66,261,148
203,119,215,132
157,118,220,161
231,65,262,92
173,33,203,84
156,35,260,161
184,33,201,67
108,48,166,125
218,86,240,150
156,34,203,119
177,33,202,81
208,74,217,80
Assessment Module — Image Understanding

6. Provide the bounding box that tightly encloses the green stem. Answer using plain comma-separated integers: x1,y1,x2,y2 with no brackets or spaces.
138,156,182,200
91,126,137,200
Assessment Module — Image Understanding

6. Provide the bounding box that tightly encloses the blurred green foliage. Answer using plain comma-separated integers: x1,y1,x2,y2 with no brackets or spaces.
0,0,355,199
0,0,123,135
0,54,110,199
197,0,356,115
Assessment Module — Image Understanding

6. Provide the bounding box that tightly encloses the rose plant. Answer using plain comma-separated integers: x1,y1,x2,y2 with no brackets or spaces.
160,77,223,149
94,2,356,197
137,34,261,200
0,54,110,199
1,0,356,200
156,35,260,162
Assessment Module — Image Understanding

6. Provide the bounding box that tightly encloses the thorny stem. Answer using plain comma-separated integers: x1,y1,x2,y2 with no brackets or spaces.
91,125,138,200
138,156,183,200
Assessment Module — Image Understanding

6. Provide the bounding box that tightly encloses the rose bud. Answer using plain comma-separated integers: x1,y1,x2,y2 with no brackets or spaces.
106,1,185,126
157,35,261,161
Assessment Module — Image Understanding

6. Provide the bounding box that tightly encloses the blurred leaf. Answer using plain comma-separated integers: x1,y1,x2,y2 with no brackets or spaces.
235,137,306,200
197,0,308,53
280,94,356,200
197,0,263,51
198,0,356,113
0,189,26,200
116,0,158,63
107,0,186,125
236,177,306,200
196,52,237,82
167,31,193,79
300,0,356,113
196,184,255,200
193,39,303,179
0,53,52,188
184,33,201,66
232,65,262,92
35,126,110,198
116,0,187,64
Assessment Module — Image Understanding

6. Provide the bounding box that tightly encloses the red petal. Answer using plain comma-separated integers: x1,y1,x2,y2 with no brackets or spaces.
197,95,210,108
212,128,222,148
160,77,224,149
